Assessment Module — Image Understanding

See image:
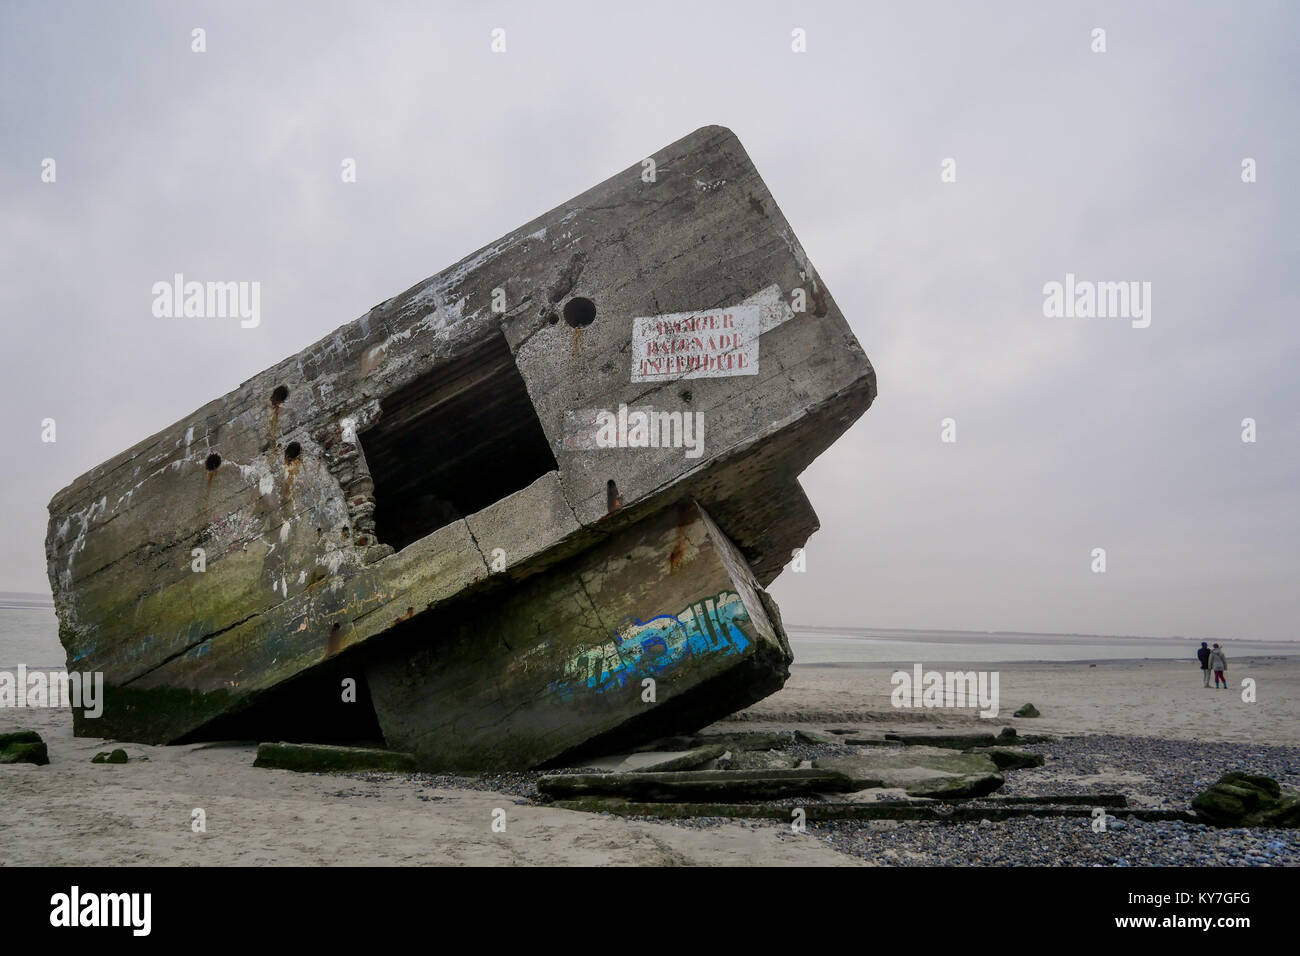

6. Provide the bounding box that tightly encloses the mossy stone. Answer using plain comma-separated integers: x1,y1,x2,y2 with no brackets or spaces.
1192,772,1300,827
0,729,43,747
0,740,49,765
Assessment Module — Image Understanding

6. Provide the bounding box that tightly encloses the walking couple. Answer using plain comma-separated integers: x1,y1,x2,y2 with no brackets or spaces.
1197,641,1228,689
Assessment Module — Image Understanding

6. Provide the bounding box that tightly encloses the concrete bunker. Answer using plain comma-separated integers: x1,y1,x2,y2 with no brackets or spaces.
43,126,878,768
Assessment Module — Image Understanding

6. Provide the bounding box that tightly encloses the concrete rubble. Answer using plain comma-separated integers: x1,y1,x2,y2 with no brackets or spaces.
528,725,1186,824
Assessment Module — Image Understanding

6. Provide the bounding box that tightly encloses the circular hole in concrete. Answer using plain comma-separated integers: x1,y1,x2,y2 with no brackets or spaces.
546,311,559,325
271,385,289,405
563,297,596,328
679,389,693,403
204,453,221,471
284,441,302,463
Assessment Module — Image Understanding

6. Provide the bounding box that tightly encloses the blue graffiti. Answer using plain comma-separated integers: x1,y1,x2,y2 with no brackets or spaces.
548,590,753,701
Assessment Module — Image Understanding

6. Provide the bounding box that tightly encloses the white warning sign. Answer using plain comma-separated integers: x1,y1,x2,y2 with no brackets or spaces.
631,305,759,382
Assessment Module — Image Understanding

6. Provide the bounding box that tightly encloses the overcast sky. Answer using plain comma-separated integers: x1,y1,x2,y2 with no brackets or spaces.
2,1,1296,640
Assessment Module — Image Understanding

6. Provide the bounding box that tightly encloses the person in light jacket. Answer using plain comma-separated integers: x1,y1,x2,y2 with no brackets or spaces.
1209,643,1228,689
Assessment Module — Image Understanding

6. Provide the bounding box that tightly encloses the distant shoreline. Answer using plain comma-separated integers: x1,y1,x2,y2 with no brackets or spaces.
786,623,1300,644
792,654,1300,668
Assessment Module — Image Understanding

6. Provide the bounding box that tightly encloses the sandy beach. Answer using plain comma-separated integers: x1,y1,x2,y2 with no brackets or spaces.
2,656,1297,866
736,656,1300,747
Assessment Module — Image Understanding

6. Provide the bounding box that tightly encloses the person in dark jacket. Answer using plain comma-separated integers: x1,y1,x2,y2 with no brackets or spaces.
1197,641,1211,687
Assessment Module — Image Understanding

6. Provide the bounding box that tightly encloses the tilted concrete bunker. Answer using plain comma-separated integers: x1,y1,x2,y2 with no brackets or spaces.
45,126,876,770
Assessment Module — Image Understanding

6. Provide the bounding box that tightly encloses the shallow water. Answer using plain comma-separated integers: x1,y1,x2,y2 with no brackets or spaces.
0,605,62,668
786,628,1300,665
4,603,1297,670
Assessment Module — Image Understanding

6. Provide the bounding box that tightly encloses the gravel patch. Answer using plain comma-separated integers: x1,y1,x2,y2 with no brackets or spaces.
1002,734,1300,807
803,816,1300,866
339,733,1300,864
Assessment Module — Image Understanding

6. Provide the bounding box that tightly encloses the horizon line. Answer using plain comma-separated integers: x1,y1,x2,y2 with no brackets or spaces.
783,623,1300,644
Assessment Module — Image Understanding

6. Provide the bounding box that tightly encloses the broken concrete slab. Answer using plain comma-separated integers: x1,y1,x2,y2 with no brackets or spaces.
0,730,49,766
630,745,728,773
813,748,1003,794
903,773,1004,799
44,125,876,766
253,742,417,773
537,768,856,802
580,751,695,772
720,750,800,771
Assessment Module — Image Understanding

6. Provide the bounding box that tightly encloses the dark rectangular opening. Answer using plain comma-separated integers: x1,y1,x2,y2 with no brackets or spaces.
360,331,558,551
